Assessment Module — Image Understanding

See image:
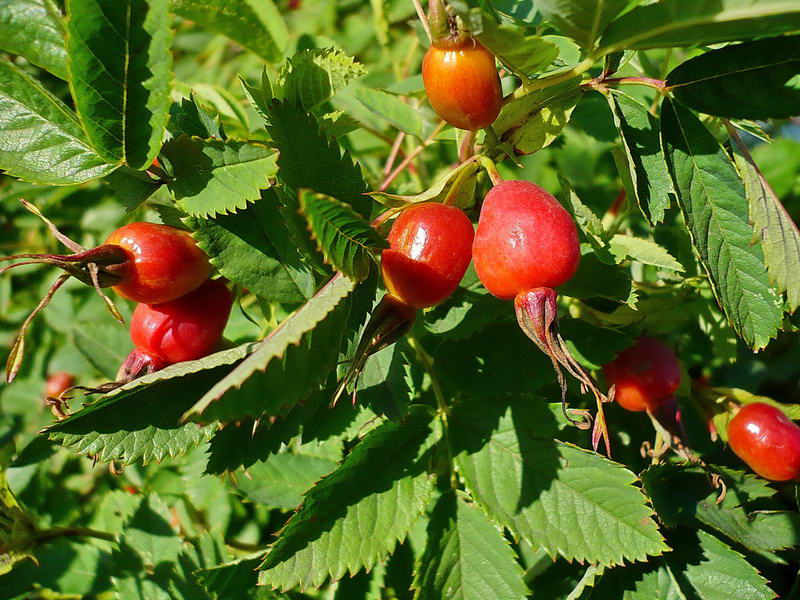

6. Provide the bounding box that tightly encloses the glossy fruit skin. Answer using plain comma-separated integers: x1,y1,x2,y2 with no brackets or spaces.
381,203,474,309
422,40,502,131
45,371,74,397
603,336,681,412
728,402,800,481
105,222,212,304
130,279,232,363
472,181,580,300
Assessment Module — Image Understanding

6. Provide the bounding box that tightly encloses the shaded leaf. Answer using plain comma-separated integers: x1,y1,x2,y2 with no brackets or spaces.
667,36,800,120
0,59,115,185
450,396,667,565
535,0,628,49
173,0,288,63
184,274,356,421
162,136,278,218
66,0,173,168
732,138,800,312
237,452,338,510
600,0,800,53
277,48,366,110
45,344,258,465
413,490,528,600
661,97,782,349
258,407,437,591
0,0,67,79
299,190,387,282
353,87,424,139
187,191,316,303
494,79,582,155
608,89,674,225
267,101,372,218
477,17,559,78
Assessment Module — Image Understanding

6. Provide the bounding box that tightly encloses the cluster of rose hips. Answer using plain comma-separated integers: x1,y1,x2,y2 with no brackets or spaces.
102,222,233,381
8,221,232,398
386,1,800,483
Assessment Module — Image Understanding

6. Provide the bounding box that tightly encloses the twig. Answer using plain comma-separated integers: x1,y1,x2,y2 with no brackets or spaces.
412,0,431,43
379,121,446,191
383,132,407,176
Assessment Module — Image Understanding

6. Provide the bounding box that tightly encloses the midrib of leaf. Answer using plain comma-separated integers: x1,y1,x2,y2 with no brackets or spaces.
473,432,654,550
669,57,800,89
603,3,800,53
671,108,768,338
122,0,130,162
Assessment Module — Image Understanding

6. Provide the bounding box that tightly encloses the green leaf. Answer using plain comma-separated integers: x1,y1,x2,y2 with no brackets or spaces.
413,490,529,600
161,136,278,218
607,89,674,225
610,234,685,272
667,36,800,120
187,191,316,303
169,95,222,139
0,463,37,575
0,0,67,79
258,407,437,591
267,101,372,218
184,273,356,421
45,344,258,465
558,251,636,305
173,0,288,64
666,530,775,600
299,190,388,282
535,0,629,49
450,396,667,565
369,161,480,209
0,59,115,185
600,0,800,53
353,87,424,139
660,97,783,350
592,561,687,600
72,321,134,379
559,318,636,370
66,0,173,168
494,79,582,155
236,452,338,510
732,136,800,312
123,494,184,567
477,17,559,78
105,167,162,212
278,49,366,111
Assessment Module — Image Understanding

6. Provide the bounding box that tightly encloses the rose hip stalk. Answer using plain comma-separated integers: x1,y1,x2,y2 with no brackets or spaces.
472,179,611,452
334,202,474,405
422,0,502,131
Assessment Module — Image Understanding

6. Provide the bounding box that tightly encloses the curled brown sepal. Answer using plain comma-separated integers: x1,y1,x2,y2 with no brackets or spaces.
331,293,417,407
513,287,612,456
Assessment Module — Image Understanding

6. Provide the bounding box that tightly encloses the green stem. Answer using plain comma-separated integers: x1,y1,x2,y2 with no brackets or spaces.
477,154,503,186
522,57,595,94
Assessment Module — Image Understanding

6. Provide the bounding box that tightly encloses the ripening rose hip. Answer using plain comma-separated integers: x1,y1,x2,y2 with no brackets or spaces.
472,180,580,299
130,278,232,364
727,402,800,481
422,39,502,131
105,222,211,304
381,202,474,309
45,371,74,398
603,336,681,412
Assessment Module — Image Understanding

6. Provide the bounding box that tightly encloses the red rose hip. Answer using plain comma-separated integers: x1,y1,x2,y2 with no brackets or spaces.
727,402,800,481
603,336,681,412
105,222,211,304
45,371,74,398
472,180,580,299
381,202,474,309
130,278,233,364
422,39,502,131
